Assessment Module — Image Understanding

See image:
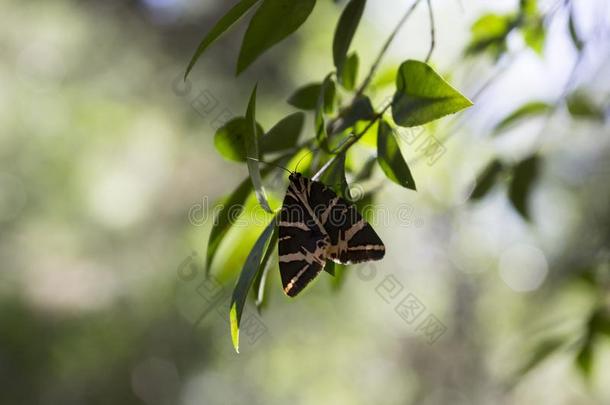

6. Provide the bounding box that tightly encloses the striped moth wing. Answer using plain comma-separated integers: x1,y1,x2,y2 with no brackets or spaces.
278,173,385,297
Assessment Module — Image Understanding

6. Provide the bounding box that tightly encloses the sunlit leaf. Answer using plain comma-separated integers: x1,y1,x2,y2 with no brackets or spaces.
494,101,552,134
340,52,359,91
333,0,366,80
471,159,505,200
392,60,472,127
230,219,276,352
567,91,605,122
245,85,273,213
237,0,317,74
215,117,265,162
465,13,513,58
508,154,540,220
520,0,538,17
260,112,305,154
184,0,260,79
522,19,546,55
377,120,416,190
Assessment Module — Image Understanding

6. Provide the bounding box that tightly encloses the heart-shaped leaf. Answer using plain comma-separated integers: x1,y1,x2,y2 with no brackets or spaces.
392,60,473,127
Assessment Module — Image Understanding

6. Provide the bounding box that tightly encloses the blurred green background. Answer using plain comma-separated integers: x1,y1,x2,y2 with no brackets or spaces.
1,0,609,404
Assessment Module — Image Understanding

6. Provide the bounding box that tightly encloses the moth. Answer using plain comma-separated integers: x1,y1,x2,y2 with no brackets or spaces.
278,172,385,297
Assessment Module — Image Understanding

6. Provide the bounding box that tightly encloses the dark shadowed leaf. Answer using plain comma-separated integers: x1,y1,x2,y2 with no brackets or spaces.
568,9,584,51
392,60,472,127
315,75,336,151
354,155,377,182
237,0,316,74
494,101,551,134
328,96,375,135
261,112,305,154
324,261,335,276
185,0,260,79
215,117,265,162
377,120,416,190
567,91,605,122
340,52,359,90
319,154,348,197
508,154,540,220
245,85,272,213
333,0,366,79
230,219,276,352
470,159,505,200
575,337,594,379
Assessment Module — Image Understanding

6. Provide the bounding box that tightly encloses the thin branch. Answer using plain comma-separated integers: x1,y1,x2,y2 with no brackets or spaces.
355,0,423,98
425,0,436,63
313,102,392,181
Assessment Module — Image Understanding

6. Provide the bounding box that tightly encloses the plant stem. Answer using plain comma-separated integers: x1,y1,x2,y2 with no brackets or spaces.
355,0,423,98
425,0,436,63
312,102,392,181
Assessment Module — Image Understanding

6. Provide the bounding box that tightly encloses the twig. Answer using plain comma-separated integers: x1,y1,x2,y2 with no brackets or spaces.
425,0,436,63
313,102,392,181
355,0,423,98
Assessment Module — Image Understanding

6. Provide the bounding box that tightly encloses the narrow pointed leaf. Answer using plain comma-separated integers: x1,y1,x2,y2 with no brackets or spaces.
392,60,473,127
333,0,366,78
236,0,316,75
377,120,416,190
315,75,335,151
185,0,260,79
568,9,584,51
508,154,540,220
253,225,278,311
245,85,273,213
494,101,552,133
230,219,275,352
260,112,305,153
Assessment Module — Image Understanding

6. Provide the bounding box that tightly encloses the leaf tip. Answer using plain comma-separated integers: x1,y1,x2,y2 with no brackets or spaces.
230,302,240,353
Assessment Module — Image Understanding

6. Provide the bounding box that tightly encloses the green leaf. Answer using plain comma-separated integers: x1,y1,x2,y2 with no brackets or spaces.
288,82,335,112
230,219,276,352
333,0,366,79
353,155,377,182
508,154,540,220
392,60,473,127
567,91,605,122
568,9,584,51
324,261,336,276
522,19,546,55
470,159,504,200
184,0,260,79
260,112,305,154
236,0,316,74
253,224,278,311
465,13,513,58
339,52,359,91
215,117,265,162
245,85,273,213
206,178,252,272
494,101,552,133
328,96,375,135
377,120,416,190
319,154,348,198
575,337,594,379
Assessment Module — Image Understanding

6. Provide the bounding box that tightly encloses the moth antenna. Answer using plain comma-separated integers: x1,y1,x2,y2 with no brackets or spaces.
294,149,315,173
247,157,292,175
